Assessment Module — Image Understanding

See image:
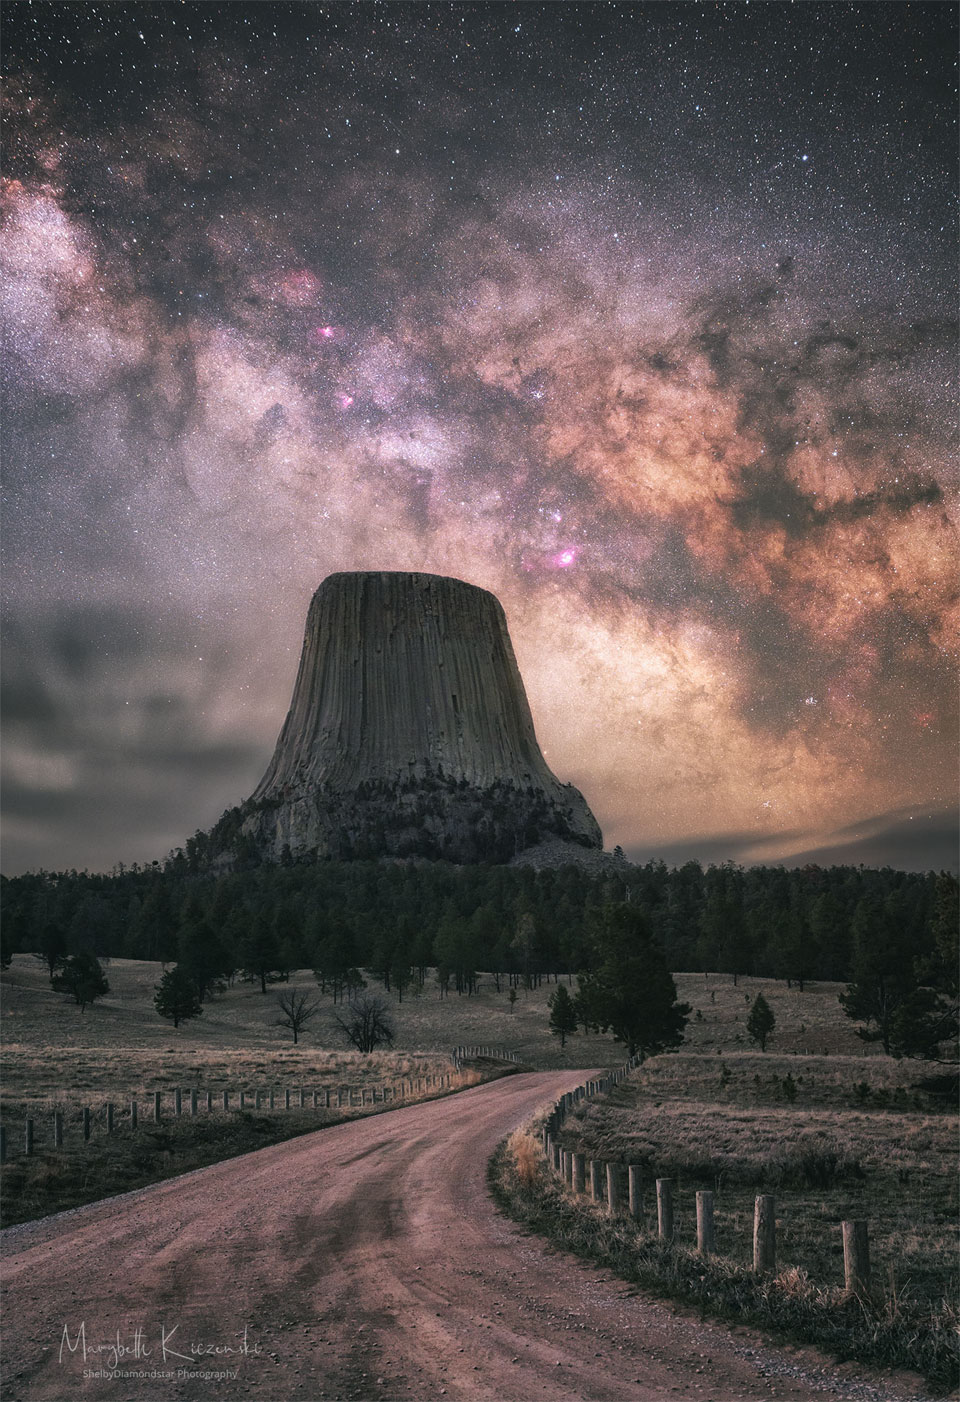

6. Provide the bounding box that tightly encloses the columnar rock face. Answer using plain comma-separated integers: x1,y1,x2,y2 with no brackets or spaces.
235,571,602,864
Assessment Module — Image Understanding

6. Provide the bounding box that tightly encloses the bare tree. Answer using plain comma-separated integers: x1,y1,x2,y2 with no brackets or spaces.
335,993,395,1054
275,989,320,1045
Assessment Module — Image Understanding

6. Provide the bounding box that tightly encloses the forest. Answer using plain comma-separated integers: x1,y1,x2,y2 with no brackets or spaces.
2,849,956,1060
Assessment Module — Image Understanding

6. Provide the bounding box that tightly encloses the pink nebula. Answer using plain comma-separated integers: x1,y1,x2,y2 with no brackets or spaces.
552,548,577,568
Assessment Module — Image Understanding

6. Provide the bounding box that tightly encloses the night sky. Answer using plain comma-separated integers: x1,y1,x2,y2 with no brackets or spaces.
2,2,957,876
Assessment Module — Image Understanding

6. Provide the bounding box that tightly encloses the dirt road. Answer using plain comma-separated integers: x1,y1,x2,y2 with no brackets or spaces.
1,1072,928,1402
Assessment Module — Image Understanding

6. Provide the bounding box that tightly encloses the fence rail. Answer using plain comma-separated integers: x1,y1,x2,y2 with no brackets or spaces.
540,1056,873,1297
452,1045,521,1069
0,1066,471,1162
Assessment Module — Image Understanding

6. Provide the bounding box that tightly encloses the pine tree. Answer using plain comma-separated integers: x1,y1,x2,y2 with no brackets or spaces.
577,904,689,1060
239,914,282,993
177,919,231,1003
34,921,69,984
746,992,776,1051
839,893,919,1054
154,965,203,1028
53,951,109,1011
548,983,577,1048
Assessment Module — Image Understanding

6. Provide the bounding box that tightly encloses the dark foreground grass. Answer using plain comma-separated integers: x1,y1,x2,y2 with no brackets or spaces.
488,1130,959,1395
0,1109,337,1228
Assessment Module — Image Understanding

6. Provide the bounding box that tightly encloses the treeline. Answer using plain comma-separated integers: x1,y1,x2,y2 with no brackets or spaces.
1,855,954,995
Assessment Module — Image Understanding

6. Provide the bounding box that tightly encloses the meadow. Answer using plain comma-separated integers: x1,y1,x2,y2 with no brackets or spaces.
3,952,954,1311
490,978,957,1390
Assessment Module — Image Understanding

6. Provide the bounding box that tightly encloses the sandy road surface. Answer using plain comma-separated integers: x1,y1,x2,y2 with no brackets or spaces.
1,1072,930,1402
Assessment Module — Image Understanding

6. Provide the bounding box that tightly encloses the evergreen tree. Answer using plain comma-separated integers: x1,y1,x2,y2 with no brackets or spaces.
697,864,749,979
34,921,69,984
548,983,577,1048
53,951,109,1011
746,992,776,1050
389,939,415,1003
239,914,282,993
808,890,850,981
154,965,203,1027
177,919,232,1003
313,927,363,1003
839,893,919,1054
577,904,689,1060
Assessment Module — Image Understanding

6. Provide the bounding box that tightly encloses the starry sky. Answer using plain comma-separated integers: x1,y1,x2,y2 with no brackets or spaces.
2,2,957,876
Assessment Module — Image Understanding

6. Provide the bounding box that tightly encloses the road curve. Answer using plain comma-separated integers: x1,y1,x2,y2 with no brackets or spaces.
1,1072,922,1402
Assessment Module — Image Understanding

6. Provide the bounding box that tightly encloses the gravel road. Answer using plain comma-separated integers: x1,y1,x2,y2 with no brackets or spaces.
0,1071,935,1402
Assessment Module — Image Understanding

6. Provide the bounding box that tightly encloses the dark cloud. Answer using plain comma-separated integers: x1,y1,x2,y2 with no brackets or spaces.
774,807,959,876
628,806,959,876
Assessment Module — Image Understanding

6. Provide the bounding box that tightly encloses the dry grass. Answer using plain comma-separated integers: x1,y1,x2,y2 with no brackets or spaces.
543,1041,957,1383
0,954,625,1091
0,953,500,1226
507,1127,544,1190
491,1136,958,1392
672,972,882,1058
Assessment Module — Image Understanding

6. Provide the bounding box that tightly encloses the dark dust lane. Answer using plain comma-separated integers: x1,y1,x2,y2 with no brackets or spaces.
0,1073,928,1402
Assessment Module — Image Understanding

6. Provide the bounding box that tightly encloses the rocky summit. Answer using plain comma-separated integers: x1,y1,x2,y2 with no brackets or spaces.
219,570,602,864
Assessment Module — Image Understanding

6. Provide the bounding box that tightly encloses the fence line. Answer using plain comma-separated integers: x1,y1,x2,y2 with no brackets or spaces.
0,1062,478,1160
540,1055,873,1296
451,1045,521,1070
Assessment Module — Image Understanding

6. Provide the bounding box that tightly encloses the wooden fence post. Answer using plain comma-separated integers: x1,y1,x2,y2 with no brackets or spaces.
572,1152,586,1193
300,1089,305,1108
628,1165,642,1219
175,1089,182,1116
269,1090,275,1109
606,1164,620,1214
222,1090,229,1111
25,1119,34,1155
696,1191,715,1255
284,1089,291,1110
130,1100,138,1128
255,1090,262,1109
205,1090,212,1112
313,1090,318,1108
0,1126,5,1163
54,1112,63,1148
239,1091,246,1110
656,1179,673,1241
589,1160,603,1202
154,1091,161,1123
551,1141,561,1172
190,1090,198,1116
842,1220,870,1298
106,1102,114,1133
754,1195,776,1274
83,1106,91,1141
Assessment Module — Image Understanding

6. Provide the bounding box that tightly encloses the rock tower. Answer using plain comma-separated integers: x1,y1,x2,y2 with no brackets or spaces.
232,571,602,863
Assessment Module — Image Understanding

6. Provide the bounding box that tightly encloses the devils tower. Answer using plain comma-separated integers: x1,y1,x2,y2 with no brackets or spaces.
229,571,602,864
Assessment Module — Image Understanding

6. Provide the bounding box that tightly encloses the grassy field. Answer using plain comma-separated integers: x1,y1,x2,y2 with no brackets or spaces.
1,953,508,1227
3,958,952,1251
2,955,883,1097
490,982,958,1392
552,1057,957,1312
